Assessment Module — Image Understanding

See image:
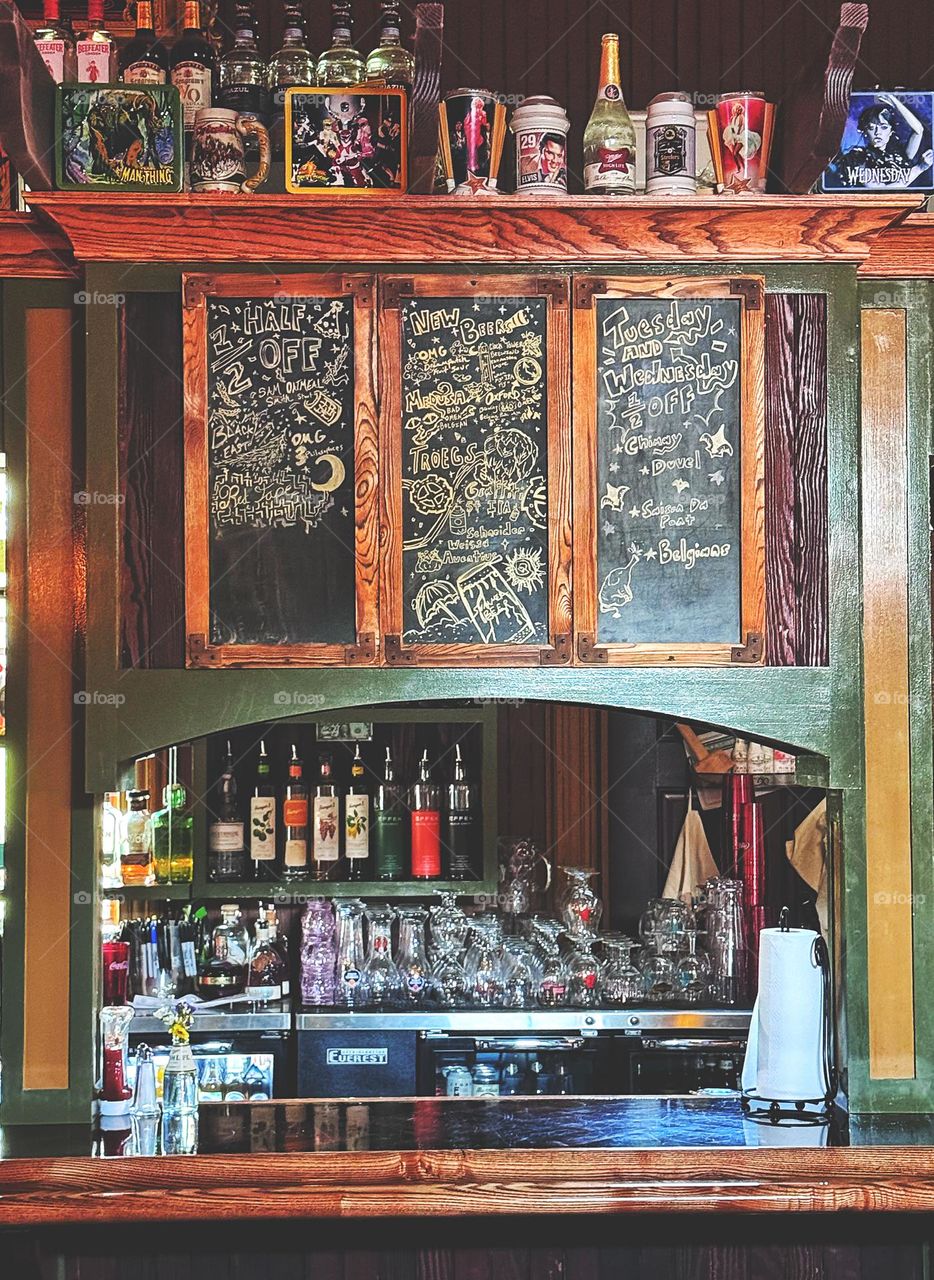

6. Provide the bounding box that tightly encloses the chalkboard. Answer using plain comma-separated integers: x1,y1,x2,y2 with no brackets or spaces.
594,294,743,645
399,296,550,646
206,294,357,647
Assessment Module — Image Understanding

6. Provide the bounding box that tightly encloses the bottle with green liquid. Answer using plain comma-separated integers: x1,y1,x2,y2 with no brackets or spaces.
152,746,193,884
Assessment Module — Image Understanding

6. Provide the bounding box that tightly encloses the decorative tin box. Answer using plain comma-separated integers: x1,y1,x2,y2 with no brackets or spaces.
821,90,934,193
284,87,407,194
55,83,183,192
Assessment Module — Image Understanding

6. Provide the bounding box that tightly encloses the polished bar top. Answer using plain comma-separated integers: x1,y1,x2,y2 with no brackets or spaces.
0,1098,932,1222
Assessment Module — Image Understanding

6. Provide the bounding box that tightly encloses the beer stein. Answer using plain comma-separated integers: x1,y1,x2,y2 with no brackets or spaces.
190,106,271,193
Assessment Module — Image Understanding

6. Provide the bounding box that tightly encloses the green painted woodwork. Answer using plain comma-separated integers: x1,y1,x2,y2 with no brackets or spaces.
1,256,928,1121
0,281,95,1125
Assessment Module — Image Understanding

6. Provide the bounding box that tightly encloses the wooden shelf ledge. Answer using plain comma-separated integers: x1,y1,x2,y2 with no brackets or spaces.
0,212,76,277
861,211,934,276
25,192,919,266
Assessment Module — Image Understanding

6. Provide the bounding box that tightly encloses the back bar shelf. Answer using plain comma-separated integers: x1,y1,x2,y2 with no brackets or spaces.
27,193,918,266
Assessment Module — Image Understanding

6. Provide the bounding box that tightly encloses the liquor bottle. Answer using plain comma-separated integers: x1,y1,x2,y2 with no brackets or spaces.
218,1,269,127
196,903,249,997
100,791,123,888
198,1056,224,1101
34,0,77,84
170,0,217,143
282,744,310,880
410,750,441,880
316,1,365,87
268,2,316,162
208,740,249,882
222,1055,248,1100
76,0,117,84
365,0,413,91
445,743,480,880
151,755,194,884
344,744,370,882
120,789,153,886
373,746,405,880
264,902,290,998
583,33,636,195
246,919,286,1002
242,1058,271,1100
250,741,278,880
312,752,342,880
118,0,168,83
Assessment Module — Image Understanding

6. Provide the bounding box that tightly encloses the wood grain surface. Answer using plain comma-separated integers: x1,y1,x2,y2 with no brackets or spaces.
26,195,917,266
0,1146,933,1224
0,213,74,277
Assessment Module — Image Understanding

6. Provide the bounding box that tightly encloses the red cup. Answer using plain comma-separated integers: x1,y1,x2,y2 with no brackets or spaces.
102,940,130,1005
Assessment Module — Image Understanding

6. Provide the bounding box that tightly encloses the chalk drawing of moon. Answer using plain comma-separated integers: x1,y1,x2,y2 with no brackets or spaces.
310,452,345,493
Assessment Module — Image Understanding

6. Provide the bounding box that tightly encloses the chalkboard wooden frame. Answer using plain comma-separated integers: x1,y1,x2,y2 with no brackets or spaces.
378,273,573,666
572,275,766,665
182,272,379,668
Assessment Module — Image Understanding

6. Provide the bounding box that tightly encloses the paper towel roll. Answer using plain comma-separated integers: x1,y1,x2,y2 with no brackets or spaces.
749,927,829,1103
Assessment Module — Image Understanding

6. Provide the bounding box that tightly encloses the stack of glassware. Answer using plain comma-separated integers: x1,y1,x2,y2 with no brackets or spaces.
297,868,749,1010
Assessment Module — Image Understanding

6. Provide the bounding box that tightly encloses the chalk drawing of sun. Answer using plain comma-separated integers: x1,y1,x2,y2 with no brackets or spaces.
504,545,545,596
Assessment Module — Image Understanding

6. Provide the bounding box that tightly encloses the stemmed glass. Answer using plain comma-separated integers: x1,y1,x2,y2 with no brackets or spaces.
501,938,539,1008
527,917,568,1007
428,894,469,1008
600,934,643,1006
564,932,604,1009
676,927,710,1004
559,868,603,939
463,916,505,1007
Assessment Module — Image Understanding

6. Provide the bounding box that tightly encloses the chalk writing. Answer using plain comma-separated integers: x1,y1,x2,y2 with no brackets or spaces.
595,294,743,644
401,297,549,645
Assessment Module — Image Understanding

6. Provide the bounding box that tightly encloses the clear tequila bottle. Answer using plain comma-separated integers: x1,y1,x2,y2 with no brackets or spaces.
317,1,365,87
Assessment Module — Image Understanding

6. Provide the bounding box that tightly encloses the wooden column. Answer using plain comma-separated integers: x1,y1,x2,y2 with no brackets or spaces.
22,308,75,1091
860,307,915,1080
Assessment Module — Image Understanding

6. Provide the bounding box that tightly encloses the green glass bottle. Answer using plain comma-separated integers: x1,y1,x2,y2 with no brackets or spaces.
373,746,406,880
151,749,194,884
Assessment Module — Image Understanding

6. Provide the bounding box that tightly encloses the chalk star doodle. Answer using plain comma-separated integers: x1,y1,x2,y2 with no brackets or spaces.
600,483,630,511
609,461,619,473
672,478,690,494
598,548,642,618
602,520,615,537
709,470,725,486
640,465,650,476
644,547,658,560
629,506,640,518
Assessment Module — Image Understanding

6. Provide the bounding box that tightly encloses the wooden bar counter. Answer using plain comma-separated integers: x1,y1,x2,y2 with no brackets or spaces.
1,1097,933,1224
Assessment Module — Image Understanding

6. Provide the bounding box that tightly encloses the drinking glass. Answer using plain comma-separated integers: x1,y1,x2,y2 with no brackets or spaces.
429,893,469,959
559,867,603,939
395,906,436,1007
676,935,710,1004
528,917,568,1007
300,898,337,1007
500,840,552,919
501,938,538,1008
564,934,603,1009
335,899,366,1009
360,906,405,1010
600,935,643,1006
640,950,678,1003
463,916,505,1008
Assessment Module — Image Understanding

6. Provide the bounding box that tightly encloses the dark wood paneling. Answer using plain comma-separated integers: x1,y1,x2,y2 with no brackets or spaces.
765,294,828,667
119,293,185,669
